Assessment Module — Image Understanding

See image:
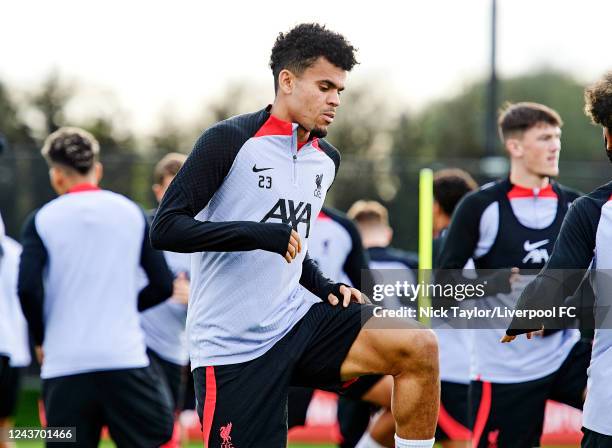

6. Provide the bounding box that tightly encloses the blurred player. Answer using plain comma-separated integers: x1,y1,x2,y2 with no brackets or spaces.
348,200,418,326
287,206,369,432
0,213,14,448
504,72,612,447
18,127,175,447
152,23,439,448
308,207,369,287
346,200,420,448
431,169,477,448
140,152,191,447
288,207,394,448
348,200,418,284
0,213,9,368
438,103,590,447
432,170,478,239
347,197,475,448
0,234,31,448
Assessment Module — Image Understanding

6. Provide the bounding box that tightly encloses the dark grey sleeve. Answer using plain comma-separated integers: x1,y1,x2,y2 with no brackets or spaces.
437,192,486,269
150,121,292,255
342,231,370,291
17,212,47,345
300,252,347,301
138,216,174,311
436,192,513,295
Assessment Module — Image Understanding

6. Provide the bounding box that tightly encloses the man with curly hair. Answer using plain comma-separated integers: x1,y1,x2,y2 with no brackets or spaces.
504,72,612,447
152,23,439,448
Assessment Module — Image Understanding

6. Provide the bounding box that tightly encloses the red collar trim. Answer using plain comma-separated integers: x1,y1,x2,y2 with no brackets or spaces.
67,183,101,194
317,210,331,221
254,114,293,138
298,137,322,152
507,183,556,199
255,111,323,152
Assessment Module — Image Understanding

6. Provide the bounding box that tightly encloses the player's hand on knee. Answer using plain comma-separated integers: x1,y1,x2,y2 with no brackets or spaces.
328,284,364,307
284,230,301,263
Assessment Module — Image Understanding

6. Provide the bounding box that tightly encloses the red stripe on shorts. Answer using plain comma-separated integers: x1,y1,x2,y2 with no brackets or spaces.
472,381,492,448
202,366,217,447
438,402,471,441
341,377,359,389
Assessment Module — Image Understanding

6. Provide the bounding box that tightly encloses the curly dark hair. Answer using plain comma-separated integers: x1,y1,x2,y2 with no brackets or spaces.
584,72,612,130
269,23,358,93
41,127,99,175
585,72,612,163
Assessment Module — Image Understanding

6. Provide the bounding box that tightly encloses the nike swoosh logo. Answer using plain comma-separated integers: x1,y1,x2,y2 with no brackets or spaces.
523,239,549,252
252,165,273,173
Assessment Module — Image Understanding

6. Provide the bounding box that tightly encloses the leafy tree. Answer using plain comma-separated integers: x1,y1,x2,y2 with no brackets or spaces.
394,70,600,161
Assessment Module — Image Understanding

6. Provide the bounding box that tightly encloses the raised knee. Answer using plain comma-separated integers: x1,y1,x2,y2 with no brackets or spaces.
391,329,438,374
411,329,438,366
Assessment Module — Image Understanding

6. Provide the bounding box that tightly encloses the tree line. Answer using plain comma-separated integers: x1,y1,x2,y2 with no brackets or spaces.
0,69,605,250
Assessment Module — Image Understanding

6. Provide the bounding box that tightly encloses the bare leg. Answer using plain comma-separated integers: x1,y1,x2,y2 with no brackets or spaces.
340,317,440,441
360,376,394,448
368,411,395,448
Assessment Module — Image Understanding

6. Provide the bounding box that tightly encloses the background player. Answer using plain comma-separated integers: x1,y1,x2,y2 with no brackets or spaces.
0,233,31,448
287,206,370,438
348,200,418,272
431,169,477,448
289,206,395,448
18,127,175,447
347,186,476,448
140,152,191,448
0,212,9,370
348,200,418,310
504,71,612,447
346,201,420,448
0,213,15,448
438,103,590,447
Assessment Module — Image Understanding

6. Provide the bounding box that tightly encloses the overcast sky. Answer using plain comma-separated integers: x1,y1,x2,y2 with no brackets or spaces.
2,0,610,133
